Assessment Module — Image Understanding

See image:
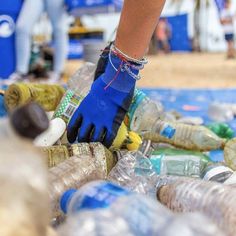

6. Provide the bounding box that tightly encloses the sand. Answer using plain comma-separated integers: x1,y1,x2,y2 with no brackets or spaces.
65,52,236,89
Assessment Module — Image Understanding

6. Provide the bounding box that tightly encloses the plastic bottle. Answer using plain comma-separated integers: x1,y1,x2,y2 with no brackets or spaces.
0,103,50,236
224,172,236,187
49,143,117,219
139,140,174,157
207,123,234,140
107,151,158,196
156,176,236,236
43,145,70,168
149,148,210,177
202,162,233,183
143,120,226,151
224,138,236,171
58,181,224,236
53,62,96,124
34,118,66,147
4,83,65,112
208,102,234,122
126,89,163,132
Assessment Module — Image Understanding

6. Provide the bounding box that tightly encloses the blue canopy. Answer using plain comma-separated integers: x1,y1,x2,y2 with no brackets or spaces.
65,0,123,16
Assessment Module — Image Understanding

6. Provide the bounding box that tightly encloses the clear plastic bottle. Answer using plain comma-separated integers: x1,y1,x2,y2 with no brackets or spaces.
143,120,226,151
157,176,236,236
107,151,159,196
149,148,210,177
49,143,117,219
224,138,236,171
53,62,96,124
202,162,233,183
127,89,163,132
49,156,101,220
208,102,234,122
0,103,50,236
58,181,224,236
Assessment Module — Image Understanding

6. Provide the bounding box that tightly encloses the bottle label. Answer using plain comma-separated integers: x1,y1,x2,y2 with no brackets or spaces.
160,124,176,139
75,182,129,211
53,90,82,124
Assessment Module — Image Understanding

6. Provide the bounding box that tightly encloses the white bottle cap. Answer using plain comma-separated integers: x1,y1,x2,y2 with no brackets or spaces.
203,165,233,182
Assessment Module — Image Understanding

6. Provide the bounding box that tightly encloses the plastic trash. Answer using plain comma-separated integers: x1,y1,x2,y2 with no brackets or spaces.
0,103,50,236
208,102,234,122
49,143,117,219
53,62,96,124
107,151,159,196
224,138,236,170
177,116,204,125
143,120,226,151
207,123,234,140
156,176,236,236
224,172,236,186
57,181,224,236
4,83,65,112
202,162,233,183
126,89,163,132
34,118,66,147
150,148,210,177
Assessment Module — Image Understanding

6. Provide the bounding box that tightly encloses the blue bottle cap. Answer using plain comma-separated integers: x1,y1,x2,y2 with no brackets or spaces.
160,125,176,139
60,189,77,214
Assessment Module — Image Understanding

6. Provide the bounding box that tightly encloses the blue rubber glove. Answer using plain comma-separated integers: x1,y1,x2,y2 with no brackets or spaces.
67,50,140,148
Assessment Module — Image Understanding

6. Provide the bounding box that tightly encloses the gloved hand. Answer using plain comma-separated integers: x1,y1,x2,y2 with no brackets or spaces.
67,46,143,148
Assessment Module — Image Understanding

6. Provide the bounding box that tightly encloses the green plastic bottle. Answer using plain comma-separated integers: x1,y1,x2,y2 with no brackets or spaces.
207,123,234,140
149,148,210,178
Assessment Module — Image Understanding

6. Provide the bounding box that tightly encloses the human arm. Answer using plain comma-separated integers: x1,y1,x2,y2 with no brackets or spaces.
67,0,166,147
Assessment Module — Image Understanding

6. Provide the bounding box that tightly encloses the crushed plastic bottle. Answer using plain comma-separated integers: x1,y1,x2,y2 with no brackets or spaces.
156,176,236,236
53,63,96,124
224,138,236,170
49,143,117,219
4,83,65,112
143,120,226,151
126,89,163,132
57,181,224,236
0,103,50,236
208,102,235,122
43,145,71,168
139,139,174,157
149,148,210,177
202,162,233,183
107,151,159,196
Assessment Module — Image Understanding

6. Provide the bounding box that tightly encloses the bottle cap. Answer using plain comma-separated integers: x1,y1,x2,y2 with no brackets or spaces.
10,103,49,139
60,189,77,214
203,164,233,183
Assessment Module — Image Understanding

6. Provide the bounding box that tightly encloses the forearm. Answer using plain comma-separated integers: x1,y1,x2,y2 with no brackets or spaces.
115,0,166,59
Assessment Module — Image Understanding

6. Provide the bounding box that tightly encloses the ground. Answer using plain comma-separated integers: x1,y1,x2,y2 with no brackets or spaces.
65,52,236,89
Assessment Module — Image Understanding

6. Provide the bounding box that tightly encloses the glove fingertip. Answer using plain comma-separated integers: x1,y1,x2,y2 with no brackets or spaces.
103,131,115,148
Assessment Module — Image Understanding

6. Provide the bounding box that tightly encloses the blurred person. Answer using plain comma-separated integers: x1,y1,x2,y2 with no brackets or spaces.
220,0,235,59
155,18,172,54
67,0,166,148
8,0,68,84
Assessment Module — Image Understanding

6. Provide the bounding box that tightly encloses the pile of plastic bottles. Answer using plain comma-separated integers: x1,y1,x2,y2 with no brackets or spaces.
1,63,236,236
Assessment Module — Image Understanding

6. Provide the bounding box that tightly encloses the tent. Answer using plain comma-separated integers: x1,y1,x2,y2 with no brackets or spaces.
65,0,123,16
